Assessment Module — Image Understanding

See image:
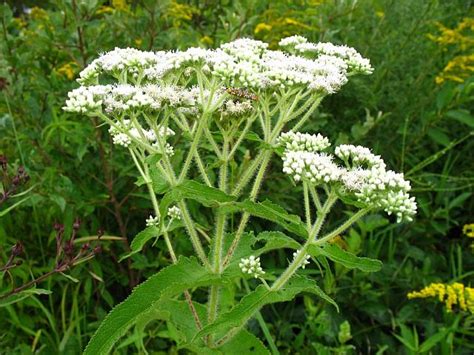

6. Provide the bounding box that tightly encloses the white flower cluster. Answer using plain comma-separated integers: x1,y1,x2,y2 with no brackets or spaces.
239,255,265,278
73,36,371,96
108,119,174,148
279,37,374,74
63,85,109,114
63,84,203,115
146,215,159,227
78,47,165,84
278,131,330,152
167,206,181,220
281,132,417,222
335,144,386,169
292,249,311,269
220,99,253,117
283,151,342,183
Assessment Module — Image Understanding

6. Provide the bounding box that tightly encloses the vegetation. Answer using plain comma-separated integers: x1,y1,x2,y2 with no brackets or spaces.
0,0,472,353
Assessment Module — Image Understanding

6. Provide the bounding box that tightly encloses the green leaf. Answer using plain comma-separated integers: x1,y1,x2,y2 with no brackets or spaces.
0,288,52,308
427,127,450,146
308,244,382,272
448,191,471,209
196,275,337,341
84,257,224,355
446,109,474,128
223,231,302,279
418,328,450,353
0,195,32,217
119,226,160,261
175,180,236,206
135,168,169,194
159,180,236,221
222,200,307,238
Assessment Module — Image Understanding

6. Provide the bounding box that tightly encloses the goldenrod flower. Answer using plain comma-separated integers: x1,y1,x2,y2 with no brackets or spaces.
56,62,78,81
254,23,273,35
408,282,474,314
463,223,474,238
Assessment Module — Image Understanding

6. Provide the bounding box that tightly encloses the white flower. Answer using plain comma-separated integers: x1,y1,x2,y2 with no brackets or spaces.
335,144,386,169
239,255,265,278
280,132,417,223
146,215,159,227
293,41,374,74
278,131,330,152
279,35,308,48
282,151,342,184
221,99,253,116
63,85,109,113
167,206,181,220
293,249,311,269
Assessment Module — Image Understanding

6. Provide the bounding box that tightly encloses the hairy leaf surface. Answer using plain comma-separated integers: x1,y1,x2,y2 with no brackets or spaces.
309,243,382,272
196,275,337,341
84,257,223,354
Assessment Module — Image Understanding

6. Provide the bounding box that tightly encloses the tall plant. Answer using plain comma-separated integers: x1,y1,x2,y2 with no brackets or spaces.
64,36,416,353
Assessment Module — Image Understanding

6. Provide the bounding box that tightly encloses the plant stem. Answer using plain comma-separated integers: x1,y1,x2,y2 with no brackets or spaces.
303,182,312,230
222,150,272,268
141,158,204,331
271,192,338,291
3,91,25,166
243,279,279,355
314,208,370,246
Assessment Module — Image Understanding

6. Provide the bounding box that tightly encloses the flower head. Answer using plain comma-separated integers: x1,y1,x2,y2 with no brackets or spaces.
239,255,265,278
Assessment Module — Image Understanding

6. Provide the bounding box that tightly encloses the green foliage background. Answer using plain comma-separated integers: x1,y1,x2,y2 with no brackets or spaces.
0,0,473,353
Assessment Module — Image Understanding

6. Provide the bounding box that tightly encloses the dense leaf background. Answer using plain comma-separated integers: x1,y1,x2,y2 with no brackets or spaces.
0,0,473,353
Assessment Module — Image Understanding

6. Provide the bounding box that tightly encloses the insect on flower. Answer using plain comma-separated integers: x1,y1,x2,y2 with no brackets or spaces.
225,87,259,101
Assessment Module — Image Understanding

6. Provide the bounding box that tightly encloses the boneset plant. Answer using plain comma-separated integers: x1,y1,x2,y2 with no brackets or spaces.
64,35,417,353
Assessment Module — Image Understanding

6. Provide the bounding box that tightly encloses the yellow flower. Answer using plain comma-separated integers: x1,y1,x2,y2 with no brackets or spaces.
408,282,474,314
96,6,114,15
435,54,474,84
200,36,214,46
463,223,474,238
254,23,273,35
134,38,143,47
56,62,78,81
428,17,474,85
165,1,199,25
12,17,27,29
29,7,49,21
375,11,385,18
112,0,129,11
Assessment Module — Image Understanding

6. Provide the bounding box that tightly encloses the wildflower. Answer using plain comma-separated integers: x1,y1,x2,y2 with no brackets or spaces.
282,151,342,184
408,282,474,314
335,144,386,170
463,224,474,238
239,255,265,278
281,133,416,223
278,131,330,152
56,62,78,81
167,206,181,220
292,249,311,269
254,23,273,35
146,215,159,227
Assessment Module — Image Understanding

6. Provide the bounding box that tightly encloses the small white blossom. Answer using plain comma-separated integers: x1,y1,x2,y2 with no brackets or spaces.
293,249,311,269
146,215,159,227
279,35,308,48
167,206,181,220
335,144,386,169
282,151,342,184
63,85,109,113
239,255,265,278
221,99,253,116
292,41,374,74
278,131,330,152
